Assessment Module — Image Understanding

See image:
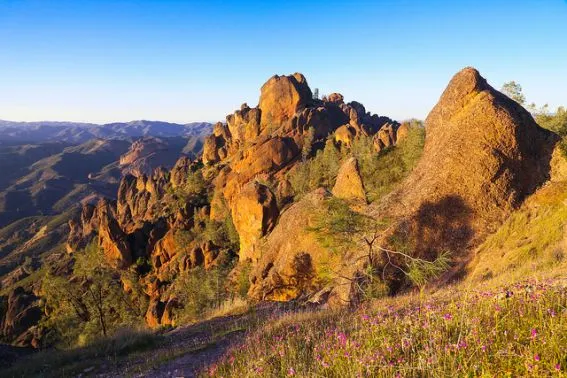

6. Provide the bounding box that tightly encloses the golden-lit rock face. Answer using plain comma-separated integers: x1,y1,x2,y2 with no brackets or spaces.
248,189,334,302
231,181,279,262
385,67,559,263
332,157,366,203
259,73,313,127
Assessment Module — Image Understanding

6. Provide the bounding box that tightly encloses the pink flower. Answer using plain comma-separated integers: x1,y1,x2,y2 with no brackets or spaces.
534,354,541,362
443,313,452,320
555,363,561,371
337,332,347,346
530,328,538,340
287,367,296,376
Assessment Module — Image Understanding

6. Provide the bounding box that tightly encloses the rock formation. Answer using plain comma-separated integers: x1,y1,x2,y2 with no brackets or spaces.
332,158,367,202
231,181,279,261
259,73,313,127
248,189,332,301
59,72,401,331
386,67,559,260
0,287,42,347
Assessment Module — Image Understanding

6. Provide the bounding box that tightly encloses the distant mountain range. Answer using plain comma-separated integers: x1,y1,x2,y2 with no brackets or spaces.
0,119,213,230
0,120,213,144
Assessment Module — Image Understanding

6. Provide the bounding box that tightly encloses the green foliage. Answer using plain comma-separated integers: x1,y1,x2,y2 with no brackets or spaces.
288,124,424,203
41,242,144,347
174,167,207,206
309,197,450,296
353,125,425,202
535,106,567,134
235,261,252,298
406,250,451,287
501,81,526,105
301,126,315,161
288,137,341,198
534,106,567,157
174,209,239,254
168,265,230,322
309,197,376,255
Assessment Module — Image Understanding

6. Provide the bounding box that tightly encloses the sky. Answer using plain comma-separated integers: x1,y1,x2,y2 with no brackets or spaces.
0,0,566,124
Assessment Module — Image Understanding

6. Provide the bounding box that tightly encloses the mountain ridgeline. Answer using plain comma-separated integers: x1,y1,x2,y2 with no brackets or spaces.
1,68,564,354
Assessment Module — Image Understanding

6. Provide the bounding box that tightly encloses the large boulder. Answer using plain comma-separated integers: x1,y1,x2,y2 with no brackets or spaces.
231,182,279,261
248,189,363,304
259,73,313,127
387,67,559,259
332,157,367,202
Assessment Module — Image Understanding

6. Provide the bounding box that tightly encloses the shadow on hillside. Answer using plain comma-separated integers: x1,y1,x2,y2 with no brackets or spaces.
389,195,474,289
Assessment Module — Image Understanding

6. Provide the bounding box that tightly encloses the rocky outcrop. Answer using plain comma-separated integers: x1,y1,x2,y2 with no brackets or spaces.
0,287,42,347
332,158,366,202
259,73,313,127
61,71,402,328
97,199,132,269
231,182,279,261
248,188,365,305
248,189,331,301
387,67,559,260
116,168,170,232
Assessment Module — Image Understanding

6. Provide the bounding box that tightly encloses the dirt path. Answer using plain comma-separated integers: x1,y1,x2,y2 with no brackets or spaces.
141,331,244,378
97,303,296,377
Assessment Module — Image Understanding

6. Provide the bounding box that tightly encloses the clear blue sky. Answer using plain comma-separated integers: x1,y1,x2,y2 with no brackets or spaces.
0,0,566,124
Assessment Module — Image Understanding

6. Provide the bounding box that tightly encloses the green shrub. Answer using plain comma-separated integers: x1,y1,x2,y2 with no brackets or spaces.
168,265,231,322
288,137,342,198
41,242,145,347
535,106,567,157
353,125,425,202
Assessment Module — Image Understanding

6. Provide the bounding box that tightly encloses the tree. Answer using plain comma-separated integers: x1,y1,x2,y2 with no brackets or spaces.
309,198,450,298
42,243,143,346
501,81,526,105
301,127,315,162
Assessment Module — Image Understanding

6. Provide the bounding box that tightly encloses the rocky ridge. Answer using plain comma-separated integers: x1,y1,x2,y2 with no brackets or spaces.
4,67,558,347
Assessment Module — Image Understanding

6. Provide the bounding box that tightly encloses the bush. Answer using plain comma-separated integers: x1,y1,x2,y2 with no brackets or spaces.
41,242,145,347
168,265,231,322
353,125,425,202
535,106,567,157
288,137,342,198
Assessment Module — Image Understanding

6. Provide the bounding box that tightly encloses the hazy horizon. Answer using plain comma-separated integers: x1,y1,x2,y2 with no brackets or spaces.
1,0,566,124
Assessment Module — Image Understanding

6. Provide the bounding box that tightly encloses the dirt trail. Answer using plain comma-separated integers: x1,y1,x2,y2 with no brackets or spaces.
97,303,296,377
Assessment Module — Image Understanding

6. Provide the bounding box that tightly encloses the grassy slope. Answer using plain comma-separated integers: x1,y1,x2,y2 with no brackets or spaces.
467,180,567,285
210,278,566,377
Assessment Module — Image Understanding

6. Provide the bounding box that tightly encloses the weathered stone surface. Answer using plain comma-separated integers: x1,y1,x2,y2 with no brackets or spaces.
248,189,331,301
231,182,279,261
0,287,41,346
387,67,559,260
327,93,344,104
259,73,312,127
395,122,410,144
332,157,366,202
145,299,165,328
334,125,356,146
97,199,132,269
